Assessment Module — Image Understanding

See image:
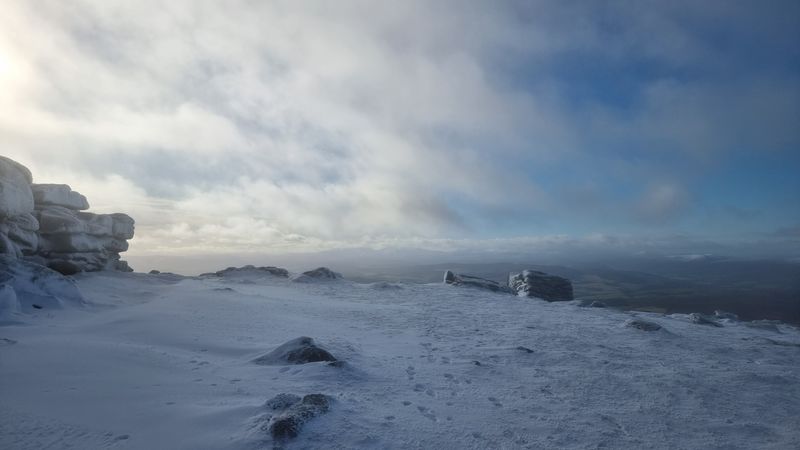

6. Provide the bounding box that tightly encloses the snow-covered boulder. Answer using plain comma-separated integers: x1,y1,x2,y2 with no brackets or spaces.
508,270,573,301
253,336,338,365
262,393,332,439
0,156,34,219
443,270,511,293
292,267,342,282
0,213,39,256
31,184,89,210
0,157,38,258
689,313,723,327
624,318,663,331
0,256,86,318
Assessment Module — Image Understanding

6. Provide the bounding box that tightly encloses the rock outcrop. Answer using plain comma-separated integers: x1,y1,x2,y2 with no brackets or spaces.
200,265,289,278
262,393,332,439
253,336,338,365
292,267,342,282
0,156,135,274
0,156,38,258
443,270,511,293
508,270,574,301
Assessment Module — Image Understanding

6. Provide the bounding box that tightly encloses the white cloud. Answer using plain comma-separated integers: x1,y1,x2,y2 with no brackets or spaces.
0,0,797,256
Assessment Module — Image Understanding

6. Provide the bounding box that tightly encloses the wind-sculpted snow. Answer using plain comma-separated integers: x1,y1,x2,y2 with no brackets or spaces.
0,256,85,322
0,156,135,273
1,270,799,449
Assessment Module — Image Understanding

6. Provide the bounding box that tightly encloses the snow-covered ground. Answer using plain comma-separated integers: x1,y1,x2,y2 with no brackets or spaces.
1,271,799,449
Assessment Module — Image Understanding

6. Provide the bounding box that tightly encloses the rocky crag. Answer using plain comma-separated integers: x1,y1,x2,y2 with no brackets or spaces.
0,156,134,274
444,268,574,301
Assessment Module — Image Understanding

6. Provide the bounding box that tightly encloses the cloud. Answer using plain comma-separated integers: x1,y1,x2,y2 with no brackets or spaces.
0,0,797,257
635,182,691,224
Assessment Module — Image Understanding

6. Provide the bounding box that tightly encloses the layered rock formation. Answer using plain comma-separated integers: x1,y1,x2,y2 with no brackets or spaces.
292,267,342,283
443,270,512,293
443,269,574,301
508,270,574,301
0,156,135,274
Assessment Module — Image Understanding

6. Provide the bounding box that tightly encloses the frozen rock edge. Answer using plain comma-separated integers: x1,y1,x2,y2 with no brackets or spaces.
443,269,574,301
0,155,134,274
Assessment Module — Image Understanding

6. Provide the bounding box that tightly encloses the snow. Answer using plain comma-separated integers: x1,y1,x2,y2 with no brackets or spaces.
1,270,799,449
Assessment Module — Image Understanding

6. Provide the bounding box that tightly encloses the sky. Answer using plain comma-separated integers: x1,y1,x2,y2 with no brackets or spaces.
1,0,798,264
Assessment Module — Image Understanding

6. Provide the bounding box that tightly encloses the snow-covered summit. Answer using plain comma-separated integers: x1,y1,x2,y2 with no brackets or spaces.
1,268,798,449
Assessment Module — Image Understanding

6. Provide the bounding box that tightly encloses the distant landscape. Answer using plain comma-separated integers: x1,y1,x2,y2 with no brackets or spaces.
339,258,800,325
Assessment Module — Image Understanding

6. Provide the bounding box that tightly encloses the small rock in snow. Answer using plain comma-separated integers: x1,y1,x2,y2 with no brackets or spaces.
714,310,739,321
267,394,332,439
253,336,338,365
292,267,342,282
625,318,662,331
689,313,723,327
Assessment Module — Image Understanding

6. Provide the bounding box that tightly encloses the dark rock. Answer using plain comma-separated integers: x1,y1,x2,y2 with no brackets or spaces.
253,336,337,365
508,270,573,301
264,393,301,411
267,393,332,440
443,271,511,293
625,318,662,331
689,313,723,327
292,267,342,282
516,346,534,353
201,265,289,278
149,270,161,274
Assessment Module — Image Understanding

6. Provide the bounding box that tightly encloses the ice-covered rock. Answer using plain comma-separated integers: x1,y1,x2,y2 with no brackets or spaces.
0,157,38,258
0,256,86,316
714,310,739,321
508,270,574,301
110,213,135,240
0,157,136,273
625,318,663,331
292,267,342,282
0,156,34,219
264,393,332,439
31,184,90,210
443,270,511,293
0,213,39,257
688,313,723,327
253,336,338,365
